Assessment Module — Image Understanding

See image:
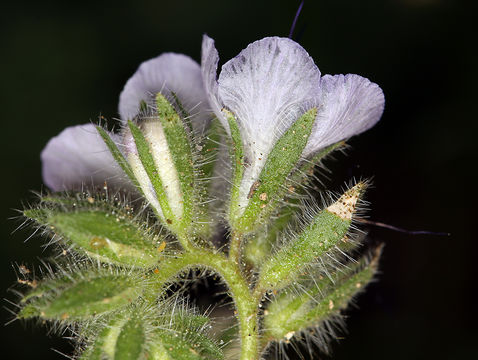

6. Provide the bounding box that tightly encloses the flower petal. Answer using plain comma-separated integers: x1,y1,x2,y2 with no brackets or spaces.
304,74,385,156
215,37,321,212
217,37,321,157
119,53,210,132
201,35,227,132
41,124,128,191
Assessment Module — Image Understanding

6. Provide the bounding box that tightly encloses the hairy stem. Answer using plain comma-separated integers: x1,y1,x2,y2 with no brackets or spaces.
228,231,244,264
149,248,260,360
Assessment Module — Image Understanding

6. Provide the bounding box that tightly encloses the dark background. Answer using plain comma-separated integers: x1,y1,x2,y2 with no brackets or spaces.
1,0,476,358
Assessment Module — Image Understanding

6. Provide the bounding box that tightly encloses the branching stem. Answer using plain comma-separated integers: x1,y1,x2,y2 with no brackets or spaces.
228,231,244,264
150,246,261,360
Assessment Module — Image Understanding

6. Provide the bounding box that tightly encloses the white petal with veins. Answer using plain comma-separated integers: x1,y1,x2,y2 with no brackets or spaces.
41,124,128,191
119,53,210,134
304,74,385,156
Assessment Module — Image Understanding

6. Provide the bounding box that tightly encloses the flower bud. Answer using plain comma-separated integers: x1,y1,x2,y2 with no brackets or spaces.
263,249,380,344
257,182,366,291
124,93,196,237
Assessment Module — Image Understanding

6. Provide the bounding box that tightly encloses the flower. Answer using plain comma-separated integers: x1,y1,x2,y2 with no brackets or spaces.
41,35,384,226
41,53,209,192
201,35,384,215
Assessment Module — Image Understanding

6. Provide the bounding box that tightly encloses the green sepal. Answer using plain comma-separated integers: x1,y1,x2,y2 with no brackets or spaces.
80,307,147,360
81,304,222,360
289,140,346,187
96,126,139,188
233,108,317,233
243,141,346,267
262,250,381,343
257,183,364,291
170,91,192,132
18,271,142,321
224,110,245,223
244,141,346,268
156,93,196,232
24,202,165,268
193,118,223,239
115,315,147,360
200,118,221,183
243,210,294,269
128,120,175,223
150,312,223,360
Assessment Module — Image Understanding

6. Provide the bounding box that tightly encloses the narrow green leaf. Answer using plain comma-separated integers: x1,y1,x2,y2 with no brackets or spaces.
19,272,142,321
25,206,165,268
233,108,317,233
257,183,365,291
263,250,380,343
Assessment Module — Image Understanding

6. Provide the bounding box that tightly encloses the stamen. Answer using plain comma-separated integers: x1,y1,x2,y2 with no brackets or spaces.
288,1,305,39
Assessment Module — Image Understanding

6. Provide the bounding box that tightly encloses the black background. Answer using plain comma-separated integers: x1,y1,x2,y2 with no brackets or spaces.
1,0,476,359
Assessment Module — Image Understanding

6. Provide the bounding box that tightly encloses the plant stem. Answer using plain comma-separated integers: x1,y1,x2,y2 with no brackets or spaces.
228,231,243,264
150,248,260,360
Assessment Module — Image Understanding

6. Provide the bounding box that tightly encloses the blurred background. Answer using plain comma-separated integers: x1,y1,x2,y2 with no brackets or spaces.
1,0,476,358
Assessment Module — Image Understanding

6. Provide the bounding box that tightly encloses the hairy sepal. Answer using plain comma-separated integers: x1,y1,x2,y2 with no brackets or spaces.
80,306,147,360
155,93,196,234
24,195,165,268
128,120,177,229
243,141,346,268
80,302,222,360
243,141,347,269
232,108,317,234
225,110,245,227
96,126,139,188
262,248,381,345
257,182,366,291
18,269,143,321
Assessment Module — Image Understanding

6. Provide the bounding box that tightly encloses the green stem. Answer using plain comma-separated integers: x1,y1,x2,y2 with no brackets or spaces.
176,232,195,253
149,248,260,360
228,231,243,264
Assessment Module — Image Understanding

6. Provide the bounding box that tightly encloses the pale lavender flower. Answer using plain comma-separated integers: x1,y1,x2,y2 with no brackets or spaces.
41,36,384,208
201,35,384,212
41,53,209,192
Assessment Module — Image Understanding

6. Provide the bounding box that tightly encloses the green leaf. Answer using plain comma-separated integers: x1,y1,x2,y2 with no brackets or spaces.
232,108,317,233
19,271,142,321
257,182,365,291
25,205,165,268
263,249,381,343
